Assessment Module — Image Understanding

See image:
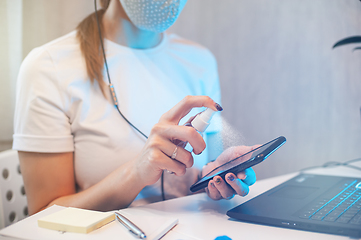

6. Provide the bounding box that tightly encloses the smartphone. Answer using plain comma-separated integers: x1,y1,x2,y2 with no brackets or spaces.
190,136,286,192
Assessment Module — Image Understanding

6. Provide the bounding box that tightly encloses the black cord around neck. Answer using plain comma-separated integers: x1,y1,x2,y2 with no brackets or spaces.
94,0,148,140
94,0,166,201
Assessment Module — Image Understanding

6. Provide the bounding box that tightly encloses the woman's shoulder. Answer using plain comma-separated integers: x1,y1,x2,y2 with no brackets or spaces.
19,31,85,89
24,31,82,66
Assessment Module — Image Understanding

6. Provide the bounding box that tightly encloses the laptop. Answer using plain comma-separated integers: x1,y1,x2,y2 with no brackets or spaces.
227,174,361,238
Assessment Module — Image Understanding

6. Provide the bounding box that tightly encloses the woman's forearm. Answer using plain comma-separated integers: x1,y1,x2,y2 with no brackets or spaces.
46,160,145,211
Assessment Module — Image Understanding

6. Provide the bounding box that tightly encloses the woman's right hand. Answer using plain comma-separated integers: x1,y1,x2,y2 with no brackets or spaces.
132,95,221,187
19,95,220,214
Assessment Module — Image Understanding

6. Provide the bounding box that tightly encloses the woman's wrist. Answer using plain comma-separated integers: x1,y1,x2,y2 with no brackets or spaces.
96,160,145,209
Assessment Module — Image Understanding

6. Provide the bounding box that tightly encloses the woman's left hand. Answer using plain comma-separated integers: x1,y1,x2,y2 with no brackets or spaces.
202,145,258,200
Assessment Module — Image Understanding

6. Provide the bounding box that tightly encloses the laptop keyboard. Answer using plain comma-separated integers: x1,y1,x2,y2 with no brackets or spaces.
299,180,361,225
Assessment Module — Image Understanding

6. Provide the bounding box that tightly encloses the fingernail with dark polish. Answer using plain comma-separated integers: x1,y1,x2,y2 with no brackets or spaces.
228,174,235,182
210,182,215,188
215,103,223,111
215,177,222,185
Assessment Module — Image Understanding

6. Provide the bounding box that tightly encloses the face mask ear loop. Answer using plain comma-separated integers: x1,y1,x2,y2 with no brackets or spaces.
94,0,166,201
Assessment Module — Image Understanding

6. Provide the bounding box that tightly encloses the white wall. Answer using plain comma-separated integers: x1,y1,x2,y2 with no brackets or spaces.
21,0,94,57
0,0,22,143
171,0,361,179
1,0,360,179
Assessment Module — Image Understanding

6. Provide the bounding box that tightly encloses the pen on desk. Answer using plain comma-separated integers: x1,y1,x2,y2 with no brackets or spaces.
115,211,147,239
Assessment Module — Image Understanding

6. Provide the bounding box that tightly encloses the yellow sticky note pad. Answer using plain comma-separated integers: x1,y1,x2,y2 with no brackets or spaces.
38,207,115,234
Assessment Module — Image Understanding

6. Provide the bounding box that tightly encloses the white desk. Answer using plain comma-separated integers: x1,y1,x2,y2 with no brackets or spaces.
146,162,361,240
1,162,360,240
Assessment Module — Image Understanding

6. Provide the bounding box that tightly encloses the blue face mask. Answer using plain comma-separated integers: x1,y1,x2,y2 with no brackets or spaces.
119,0,188,33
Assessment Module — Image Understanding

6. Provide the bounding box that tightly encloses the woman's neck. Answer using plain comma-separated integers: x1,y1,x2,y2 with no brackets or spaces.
102,0,162,49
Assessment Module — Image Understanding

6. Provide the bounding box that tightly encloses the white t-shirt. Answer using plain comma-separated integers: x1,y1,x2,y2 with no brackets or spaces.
13,31,221,206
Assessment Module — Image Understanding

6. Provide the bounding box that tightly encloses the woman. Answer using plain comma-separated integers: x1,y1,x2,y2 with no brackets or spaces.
13,0,256,215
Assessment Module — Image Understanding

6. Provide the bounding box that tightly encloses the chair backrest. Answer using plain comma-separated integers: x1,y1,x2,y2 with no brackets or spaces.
0,149,28,228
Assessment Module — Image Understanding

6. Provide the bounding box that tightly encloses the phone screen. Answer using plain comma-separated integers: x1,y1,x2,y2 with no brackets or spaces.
190,136,286,192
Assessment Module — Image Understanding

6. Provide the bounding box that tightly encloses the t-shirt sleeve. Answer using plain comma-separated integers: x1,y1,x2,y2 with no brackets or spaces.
13,47,74,153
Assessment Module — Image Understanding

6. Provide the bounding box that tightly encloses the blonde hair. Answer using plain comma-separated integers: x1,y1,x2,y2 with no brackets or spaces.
76,0,111,96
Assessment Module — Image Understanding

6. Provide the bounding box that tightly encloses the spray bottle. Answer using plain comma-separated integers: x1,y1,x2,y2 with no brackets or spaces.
173,108,218,152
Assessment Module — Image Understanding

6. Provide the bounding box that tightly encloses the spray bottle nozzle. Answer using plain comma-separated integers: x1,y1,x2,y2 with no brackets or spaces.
191,108,216,133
